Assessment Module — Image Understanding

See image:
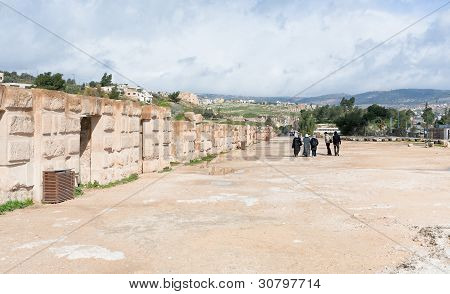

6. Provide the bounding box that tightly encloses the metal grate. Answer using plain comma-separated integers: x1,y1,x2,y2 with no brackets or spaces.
42,170,75,204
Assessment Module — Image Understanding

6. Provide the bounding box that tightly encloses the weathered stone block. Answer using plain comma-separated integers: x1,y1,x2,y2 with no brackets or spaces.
7,141,31,162
57,116,66,133
104,136,114,151
121,134,132,149
102,100,114,115
132,132,140,147
43,138,65,158
43,95,65,111
67,95,81,113
104,116,115,132
8,115,34,135
81,96,102,116
65,117,80,133
129,117,140,132
1,86,33,109
41,114,53,135
68,138,80,154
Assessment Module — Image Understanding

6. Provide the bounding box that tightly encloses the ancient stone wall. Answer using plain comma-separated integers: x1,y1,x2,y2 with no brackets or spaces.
0,86,274,204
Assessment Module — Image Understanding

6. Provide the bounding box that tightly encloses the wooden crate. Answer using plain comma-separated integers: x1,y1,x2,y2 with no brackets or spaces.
42,170,75,204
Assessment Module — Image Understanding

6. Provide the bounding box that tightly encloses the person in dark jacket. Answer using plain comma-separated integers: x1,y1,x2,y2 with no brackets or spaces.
291,133,302,157
303,134,311,157
310,135,319,157
332,131,341,156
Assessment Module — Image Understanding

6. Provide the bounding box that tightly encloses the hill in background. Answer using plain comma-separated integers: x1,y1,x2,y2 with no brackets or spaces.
201,89,450,107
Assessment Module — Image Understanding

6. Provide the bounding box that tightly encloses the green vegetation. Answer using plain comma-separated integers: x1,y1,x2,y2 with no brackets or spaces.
175,113,185,120
109,85,120,100
170,161,181,166
100,73,113,87
0,199,33,215
437,108,450,125
158,167,172,173
1,70,35,84
74,173,139,197
186,154,217,166
422,103,435,129
168,91,181,103
34,72,66,91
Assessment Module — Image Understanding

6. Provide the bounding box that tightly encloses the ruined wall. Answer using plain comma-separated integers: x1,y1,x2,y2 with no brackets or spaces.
0,86,274,204
0,87,34,202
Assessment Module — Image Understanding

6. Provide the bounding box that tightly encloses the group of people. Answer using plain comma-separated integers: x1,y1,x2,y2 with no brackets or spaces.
292,131,341,157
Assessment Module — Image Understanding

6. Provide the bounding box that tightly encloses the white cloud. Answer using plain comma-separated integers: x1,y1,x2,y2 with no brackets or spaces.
0,0,448,96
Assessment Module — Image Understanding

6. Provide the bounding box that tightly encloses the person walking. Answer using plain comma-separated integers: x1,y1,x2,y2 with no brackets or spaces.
310,135,319,157
332,131,341,156
291,133,302,157
324,132,332,155
303,134,311,157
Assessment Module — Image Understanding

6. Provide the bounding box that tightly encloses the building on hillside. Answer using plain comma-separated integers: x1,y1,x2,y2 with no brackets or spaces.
178,92,199,105
314,124,340,136
102,84,153,103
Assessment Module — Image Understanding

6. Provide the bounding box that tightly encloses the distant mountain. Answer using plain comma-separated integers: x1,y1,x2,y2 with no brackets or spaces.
199,89,450,107
352,89,450,106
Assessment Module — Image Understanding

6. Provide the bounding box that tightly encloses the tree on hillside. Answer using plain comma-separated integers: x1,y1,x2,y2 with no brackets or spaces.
437,108,450,125
298,111,316,135
422,103,435,129
88,81,97,87
34,72,65,91
168,91,181,103
100,73,113,87
109,85,120,100
64,78,82,94
340,97,355,111
335,108,367,135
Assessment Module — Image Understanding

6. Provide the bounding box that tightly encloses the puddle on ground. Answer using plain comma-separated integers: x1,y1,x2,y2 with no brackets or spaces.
15,239,60,250
49,245,125,261
211,180,233,186
177,193,258,207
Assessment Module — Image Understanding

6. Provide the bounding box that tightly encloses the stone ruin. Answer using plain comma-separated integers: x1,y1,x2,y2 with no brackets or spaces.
0,86,275,204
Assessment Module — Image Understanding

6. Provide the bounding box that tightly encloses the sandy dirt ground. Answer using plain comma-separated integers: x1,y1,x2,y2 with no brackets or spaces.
0,137,449,274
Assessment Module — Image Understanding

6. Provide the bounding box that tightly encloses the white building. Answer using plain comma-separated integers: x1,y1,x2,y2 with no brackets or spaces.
101,84,153,103
0,72,4,83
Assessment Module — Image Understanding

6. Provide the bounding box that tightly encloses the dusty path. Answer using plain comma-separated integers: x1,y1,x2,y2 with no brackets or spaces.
0,137,449,273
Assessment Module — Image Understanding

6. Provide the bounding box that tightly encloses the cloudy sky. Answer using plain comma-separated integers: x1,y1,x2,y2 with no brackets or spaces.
0,0,449,96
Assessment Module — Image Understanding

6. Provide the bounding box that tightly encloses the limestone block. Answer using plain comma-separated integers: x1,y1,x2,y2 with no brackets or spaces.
129,116,140,132
68,138,80,154
57,116,66,133
43,138,65,158
41,113,53,135
43,94,65,111
130,104,142,116
102,100,114,115
7,141,31,162
121,116,129,133
65,117,80,133
104,115,115,132
104,136,114,151
132,132,140,147
121,134,132,149
8,115,34,135
81,96,102,116
122,101,132,115
1,87,33,109
184,112,196,122
163,131,171,144
67,95,81,113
